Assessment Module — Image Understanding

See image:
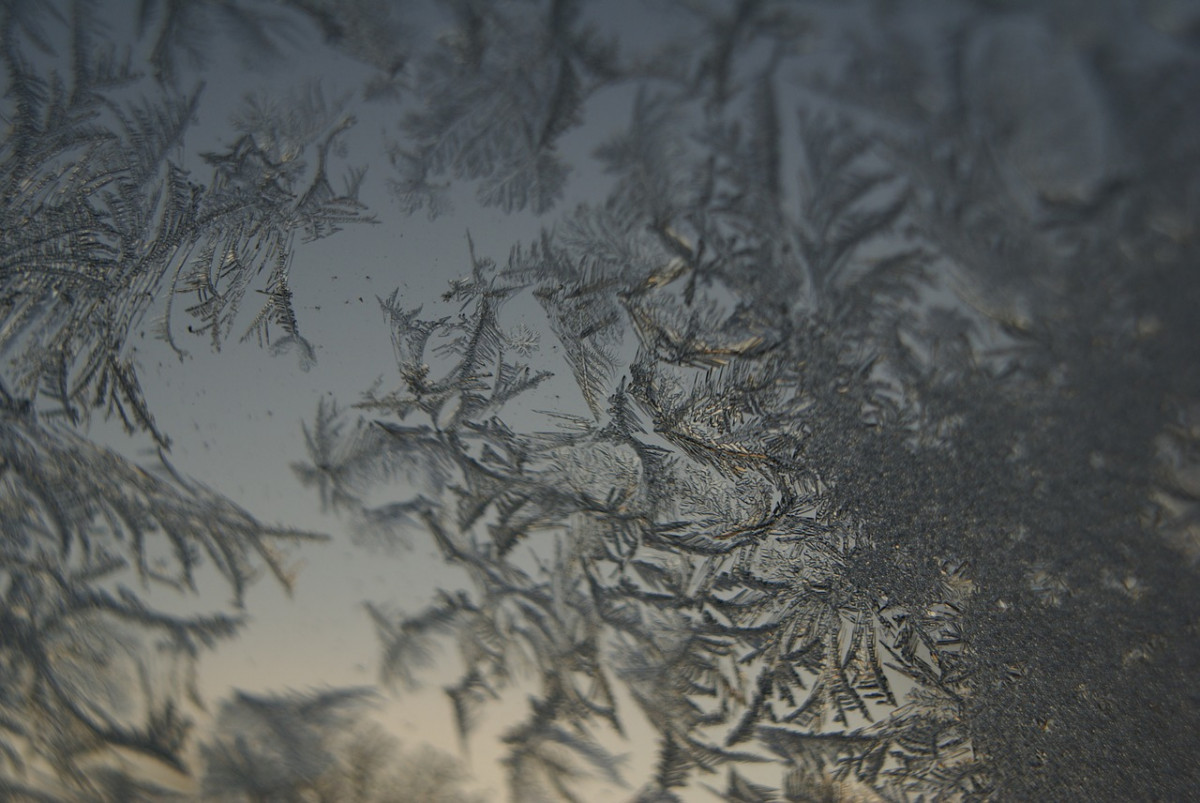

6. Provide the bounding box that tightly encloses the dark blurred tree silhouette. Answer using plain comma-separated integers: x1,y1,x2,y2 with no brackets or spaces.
198,687,485,803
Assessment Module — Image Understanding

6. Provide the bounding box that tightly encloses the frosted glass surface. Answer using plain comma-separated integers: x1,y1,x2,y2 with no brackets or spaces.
1,1,1198,800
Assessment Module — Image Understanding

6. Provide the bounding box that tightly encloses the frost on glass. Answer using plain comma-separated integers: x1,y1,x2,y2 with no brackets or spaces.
0,1,362,797
385,0,617,217
3,0,1200,801
319,3,1200,802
